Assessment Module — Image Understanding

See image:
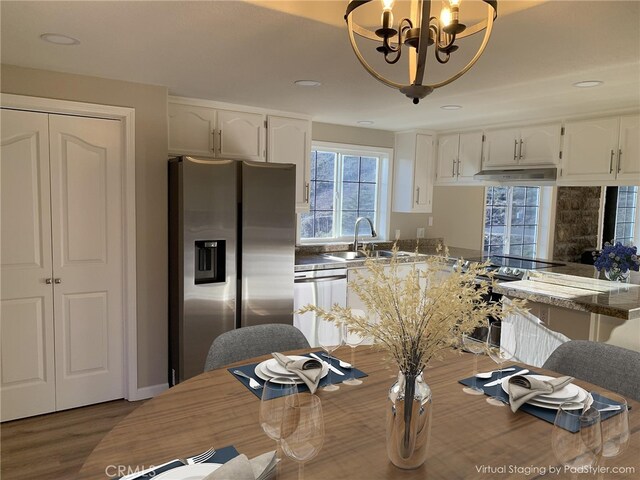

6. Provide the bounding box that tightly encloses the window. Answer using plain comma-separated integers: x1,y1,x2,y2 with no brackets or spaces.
614,186,637,244
603,186,638,245
483,186,541,257
300,143,390,241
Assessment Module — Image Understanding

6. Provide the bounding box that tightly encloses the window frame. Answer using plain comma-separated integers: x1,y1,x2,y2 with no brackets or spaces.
298,141,392,244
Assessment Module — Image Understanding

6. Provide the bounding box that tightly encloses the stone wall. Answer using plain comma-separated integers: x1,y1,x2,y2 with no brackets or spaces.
553,187,602,262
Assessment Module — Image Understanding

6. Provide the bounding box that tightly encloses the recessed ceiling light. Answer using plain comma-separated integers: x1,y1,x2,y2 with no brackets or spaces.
357,120,374,126
440,105,462,110
572,80,603,88
40,33,80,45
294,80,321,87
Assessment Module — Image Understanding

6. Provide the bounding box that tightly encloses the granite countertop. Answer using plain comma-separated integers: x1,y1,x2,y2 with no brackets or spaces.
295,241,640,320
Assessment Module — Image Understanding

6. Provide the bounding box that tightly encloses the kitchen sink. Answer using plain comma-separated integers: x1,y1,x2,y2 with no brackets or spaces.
321,250,411,262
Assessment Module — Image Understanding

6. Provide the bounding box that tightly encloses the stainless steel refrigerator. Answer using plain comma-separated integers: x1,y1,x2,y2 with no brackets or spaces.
169,156,295,384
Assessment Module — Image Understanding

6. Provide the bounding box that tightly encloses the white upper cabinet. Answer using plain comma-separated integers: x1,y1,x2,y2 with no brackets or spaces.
168,101,265,161
560,115,639,184
393,131,434,213
483,123,561,168
267,115,312,212
436,132,482,184
617,115,640,181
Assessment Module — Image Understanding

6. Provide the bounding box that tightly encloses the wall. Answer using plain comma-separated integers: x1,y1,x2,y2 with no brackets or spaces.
1,64,169,390
427,185,486,251
312,122,430,240
553,186,602,262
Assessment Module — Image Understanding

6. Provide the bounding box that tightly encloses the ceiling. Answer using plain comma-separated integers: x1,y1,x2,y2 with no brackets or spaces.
1,1,639,132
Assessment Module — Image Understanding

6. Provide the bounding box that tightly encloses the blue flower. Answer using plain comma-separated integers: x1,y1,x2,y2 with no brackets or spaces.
593,241,640,273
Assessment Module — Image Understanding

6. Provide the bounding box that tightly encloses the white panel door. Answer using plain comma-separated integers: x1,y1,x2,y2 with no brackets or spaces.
617,114,640,181
561,117,619,182
483,128,520,167
218,109,265,161
436,134,459,184
267,115,311,210
457,132,483,182
0,109,56,421
518,123,561,166
48,114,124,410
168,103,216,157
413,134,433,212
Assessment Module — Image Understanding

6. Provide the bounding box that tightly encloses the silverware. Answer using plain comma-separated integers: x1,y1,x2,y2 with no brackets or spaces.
484,369,529,387
310,353,344,376
320,352,352,369
475,367,516,379
182,447,217,465
233,370,262,389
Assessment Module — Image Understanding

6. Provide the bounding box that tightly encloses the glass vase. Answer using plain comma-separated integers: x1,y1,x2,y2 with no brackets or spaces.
386,371,432,469
604,268,630,282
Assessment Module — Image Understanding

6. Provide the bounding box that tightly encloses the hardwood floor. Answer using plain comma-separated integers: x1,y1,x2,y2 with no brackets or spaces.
1,399,144,480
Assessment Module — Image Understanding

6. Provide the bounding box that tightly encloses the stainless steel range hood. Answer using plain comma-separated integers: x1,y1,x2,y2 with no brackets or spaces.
473,167,557,184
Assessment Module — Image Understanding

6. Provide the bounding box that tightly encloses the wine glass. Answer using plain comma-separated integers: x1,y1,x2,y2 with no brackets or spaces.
552,402,602,469
343,323,364,386
317,317,343,391
260,377,299,459
485,321,517,406
462,329,487,396
591,392,629,458
281,394,325,480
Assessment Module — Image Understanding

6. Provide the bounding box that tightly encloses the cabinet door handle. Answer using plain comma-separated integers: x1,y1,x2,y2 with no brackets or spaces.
415,186,420,204
618,149,622,173
54,278,62,284
211,130,216,153
305,182,310,203
451,159,456,176
456,158,460,177
217,130,222,155
513,140,518,161
519,139,524,160
609,149,614,174
45,278,53,284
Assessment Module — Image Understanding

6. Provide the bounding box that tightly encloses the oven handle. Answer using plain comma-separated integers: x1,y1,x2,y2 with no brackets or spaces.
295,275,347,283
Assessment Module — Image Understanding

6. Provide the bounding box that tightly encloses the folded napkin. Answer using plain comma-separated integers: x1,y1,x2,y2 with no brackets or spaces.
271,352,322,393
508,374,574,412
202,451,278,480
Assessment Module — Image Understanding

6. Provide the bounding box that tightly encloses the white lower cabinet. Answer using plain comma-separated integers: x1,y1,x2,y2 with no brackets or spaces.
1,108,125,421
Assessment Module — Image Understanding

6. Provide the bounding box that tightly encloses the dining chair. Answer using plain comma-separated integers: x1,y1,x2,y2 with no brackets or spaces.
542,340,640,401
204,323,311,371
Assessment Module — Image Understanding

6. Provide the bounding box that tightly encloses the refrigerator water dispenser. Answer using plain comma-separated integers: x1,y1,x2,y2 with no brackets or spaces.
194,240,225,284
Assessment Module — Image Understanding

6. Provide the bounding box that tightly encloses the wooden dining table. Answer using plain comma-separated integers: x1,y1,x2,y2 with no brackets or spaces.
79,347,639,480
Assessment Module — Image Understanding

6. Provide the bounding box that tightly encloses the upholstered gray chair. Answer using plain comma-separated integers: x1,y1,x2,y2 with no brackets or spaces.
204,324,310,371
542,340,640,401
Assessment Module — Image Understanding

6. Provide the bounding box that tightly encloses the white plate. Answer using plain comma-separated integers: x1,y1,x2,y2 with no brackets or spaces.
526,398,586,411
533,387,588,406
153,463,221,480
254,359,328,384
501,374,582,402
263,356,312,376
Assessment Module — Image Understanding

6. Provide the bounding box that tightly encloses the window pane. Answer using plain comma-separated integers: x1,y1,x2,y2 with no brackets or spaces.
360,157,378,182
489,245,504,255
510,245,523,256
510,225,524,246
485,207,492,228
341,210,357,236
342,182,359,211
524,207,538,225
493,187,508,206
316,151,336,180
512,187,526,206
358,211,375,225
522,244,535,257
524,225,537,244
309,180,317,210
511,206,525,226
343,156,360,182
300,212,314,238
492,207,507,226
309,151,317,180
314,211,333,238
525,187,539,206
359,183,376,211
486,187,494,205
315,181,335,211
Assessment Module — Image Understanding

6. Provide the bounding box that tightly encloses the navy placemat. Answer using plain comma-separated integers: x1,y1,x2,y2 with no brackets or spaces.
118,445,239,479
458,366,628,432
229,351,368,398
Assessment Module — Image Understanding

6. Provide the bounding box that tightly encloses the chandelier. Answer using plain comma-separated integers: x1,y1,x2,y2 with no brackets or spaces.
345,0,498,104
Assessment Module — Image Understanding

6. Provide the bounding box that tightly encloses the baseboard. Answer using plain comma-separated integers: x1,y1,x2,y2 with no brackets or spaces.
128,383,169,401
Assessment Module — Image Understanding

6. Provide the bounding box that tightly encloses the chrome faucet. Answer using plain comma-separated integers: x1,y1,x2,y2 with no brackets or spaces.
353,217,377,252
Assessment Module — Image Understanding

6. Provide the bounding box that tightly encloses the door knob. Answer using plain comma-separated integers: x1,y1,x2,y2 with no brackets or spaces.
54,278,62,284
45,278,53,284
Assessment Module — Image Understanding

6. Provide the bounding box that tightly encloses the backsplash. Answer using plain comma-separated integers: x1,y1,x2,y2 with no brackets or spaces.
553,187,601,263
296,238,443,255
